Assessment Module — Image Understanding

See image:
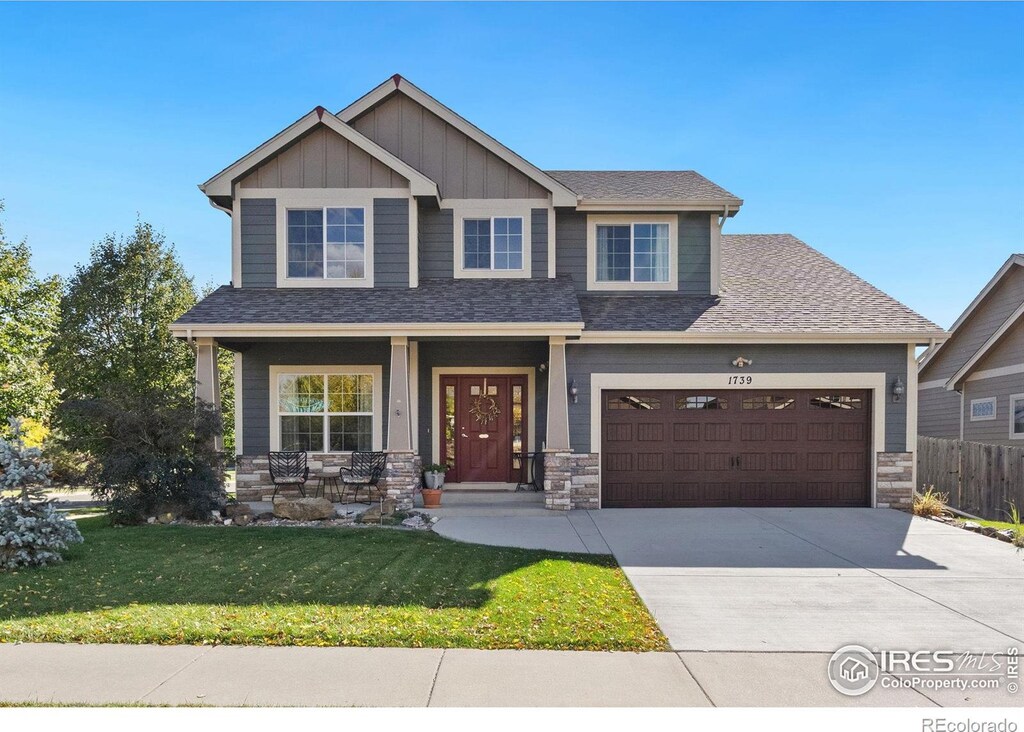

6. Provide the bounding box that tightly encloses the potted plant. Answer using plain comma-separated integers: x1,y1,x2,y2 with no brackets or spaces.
421,463,447,508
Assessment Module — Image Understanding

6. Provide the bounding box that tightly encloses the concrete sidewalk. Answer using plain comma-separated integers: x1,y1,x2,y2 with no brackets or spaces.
2,642,1018,707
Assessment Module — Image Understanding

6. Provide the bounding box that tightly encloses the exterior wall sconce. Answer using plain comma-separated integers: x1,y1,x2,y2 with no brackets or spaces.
732,356,753,368
539,362,547,373
569,379,579,404
892,376,904,403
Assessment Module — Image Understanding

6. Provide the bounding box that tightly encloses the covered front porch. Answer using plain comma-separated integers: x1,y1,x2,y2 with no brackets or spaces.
192,333,579,511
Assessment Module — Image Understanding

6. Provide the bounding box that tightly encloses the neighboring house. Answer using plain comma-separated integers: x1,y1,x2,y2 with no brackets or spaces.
173,75,944,511
918,254,1024,446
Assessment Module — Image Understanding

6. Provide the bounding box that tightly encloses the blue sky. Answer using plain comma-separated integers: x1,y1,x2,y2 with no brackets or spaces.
1,2,1021,328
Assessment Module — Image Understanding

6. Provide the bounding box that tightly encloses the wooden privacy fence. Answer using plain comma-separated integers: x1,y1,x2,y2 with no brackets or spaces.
918,436,1024,520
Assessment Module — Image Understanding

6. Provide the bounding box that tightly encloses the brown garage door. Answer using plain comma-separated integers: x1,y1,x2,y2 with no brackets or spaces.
601,389,871,508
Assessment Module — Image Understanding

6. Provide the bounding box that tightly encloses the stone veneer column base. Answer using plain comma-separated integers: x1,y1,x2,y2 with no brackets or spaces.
234,452,421,507
382,451,421,512
876,452,914,511
542,451,600,511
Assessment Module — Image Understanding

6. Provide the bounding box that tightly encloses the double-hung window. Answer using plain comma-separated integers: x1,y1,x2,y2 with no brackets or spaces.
287,207,366,280
276,371,375,452
596,222,671,283
463,216,524,271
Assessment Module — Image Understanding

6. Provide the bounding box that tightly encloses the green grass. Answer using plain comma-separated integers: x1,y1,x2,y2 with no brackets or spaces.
0,517,665,651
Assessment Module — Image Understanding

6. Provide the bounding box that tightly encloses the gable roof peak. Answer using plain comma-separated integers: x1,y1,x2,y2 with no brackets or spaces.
338,75,578,206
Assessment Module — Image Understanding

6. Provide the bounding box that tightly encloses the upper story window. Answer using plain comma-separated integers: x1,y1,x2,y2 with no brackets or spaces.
970,397,997,422
451,201,537,279
586,214,678,291
287,207,365,279
596,223,670,283
463,217,524,271
1011,394,1024,439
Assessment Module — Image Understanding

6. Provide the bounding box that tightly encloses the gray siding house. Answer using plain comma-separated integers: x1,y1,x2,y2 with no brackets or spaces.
918,254,1024,446
174,75,944,511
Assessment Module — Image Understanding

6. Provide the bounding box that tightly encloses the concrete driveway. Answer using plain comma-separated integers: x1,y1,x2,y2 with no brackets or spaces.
591,507,1024,655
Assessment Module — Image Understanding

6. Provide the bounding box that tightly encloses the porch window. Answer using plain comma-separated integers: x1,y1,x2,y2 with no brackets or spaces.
287,207,365,279
596,223,670,282
463,217,523,270
277,372,374,452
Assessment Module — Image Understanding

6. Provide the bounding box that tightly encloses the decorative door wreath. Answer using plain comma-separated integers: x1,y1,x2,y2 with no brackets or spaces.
469,385,502,425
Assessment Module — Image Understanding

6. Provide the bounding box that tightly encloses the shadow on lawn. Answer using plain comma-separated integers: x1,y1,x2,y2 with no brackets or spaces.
0,517,615,620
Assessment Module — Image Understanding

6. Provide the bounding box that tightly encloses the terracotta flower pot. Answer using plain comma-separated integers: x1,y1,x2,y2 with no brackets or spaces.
421,488,442,508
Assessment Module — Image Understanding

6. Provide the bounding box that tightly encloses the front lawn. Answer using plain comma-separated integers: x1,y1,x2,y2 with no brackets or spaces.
0,517,665,651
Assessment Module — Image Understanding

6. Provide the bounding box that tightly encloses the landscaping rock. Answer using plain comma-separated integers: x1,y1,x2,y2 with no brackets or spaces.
359,498,398,524
157,512,176,525
225,503,253,519
963,521,981,532
234,513,252,527
256,511,276,521
272,497,335,521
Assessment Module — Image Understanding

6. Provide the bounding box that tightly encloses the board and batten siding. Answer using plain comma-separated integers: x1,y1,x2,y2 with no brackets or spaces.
415,341,549,464
239,198,276,287
233,341,391,455
349,92,550,199
962,373,1024,446
921,265,1024,381
237,126,409,190
373,198,410,288
554,210,712,294
565,343,909,453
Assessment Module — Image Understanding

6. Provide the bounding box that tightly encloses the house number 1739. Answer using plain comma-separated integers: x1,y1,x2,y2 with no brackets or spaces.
728,376,753,385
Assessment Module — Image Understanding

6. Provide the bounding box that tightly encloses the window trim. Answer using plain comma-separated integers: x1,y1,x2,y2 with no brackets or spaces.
268,365,383,453
271,190,380,288
461,216,526,273
1010,393,1024,440
449,199,538,279
586,213,678,291
969,396,997,422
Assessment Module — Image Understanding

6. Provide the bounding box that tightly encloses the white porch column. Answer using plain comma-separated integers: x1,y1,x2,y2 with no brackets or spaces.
194,337,223,451
387,336,413,451
545,336,571,451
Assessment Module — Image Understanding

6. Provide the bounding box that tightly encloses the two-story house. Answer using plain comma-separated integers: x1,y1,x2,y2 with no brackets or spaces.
172,75,945,512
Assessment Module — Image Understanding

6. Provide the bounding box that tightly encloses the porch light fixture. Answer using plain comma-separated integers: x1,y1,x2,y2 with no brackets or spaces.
732,356,753,368
892,376,904,403
569,379,579,404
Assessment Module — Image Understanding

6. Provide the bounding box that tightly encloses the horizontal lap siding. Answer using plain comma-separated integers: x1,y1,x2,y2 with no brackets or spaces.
678,212,711,295
415,341,549,464
419,207,453,279
555,210,587,288
236,341,391,455
373,198,409,288
974,319,1023,372
566,343,908,453
918,386,962,439
963,374,1024,446
240,198,276,287
531,208,548,279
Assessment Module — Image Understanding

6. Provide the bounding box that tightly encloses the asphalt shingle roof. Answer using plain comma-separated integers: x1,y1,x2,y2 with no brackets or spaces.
578,234,944,334
174,276,583,325
176,235,941,336
546,170,742,204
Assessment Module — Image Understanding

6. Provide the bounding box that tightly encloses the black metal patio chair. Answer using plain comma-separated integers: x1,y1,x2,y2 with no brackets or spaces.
339,451,388,504
268,451,309,499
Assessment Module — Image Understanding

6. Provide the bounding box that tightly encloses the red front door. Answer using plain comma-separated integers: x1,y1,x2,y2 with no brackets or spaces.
441,375,526,483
